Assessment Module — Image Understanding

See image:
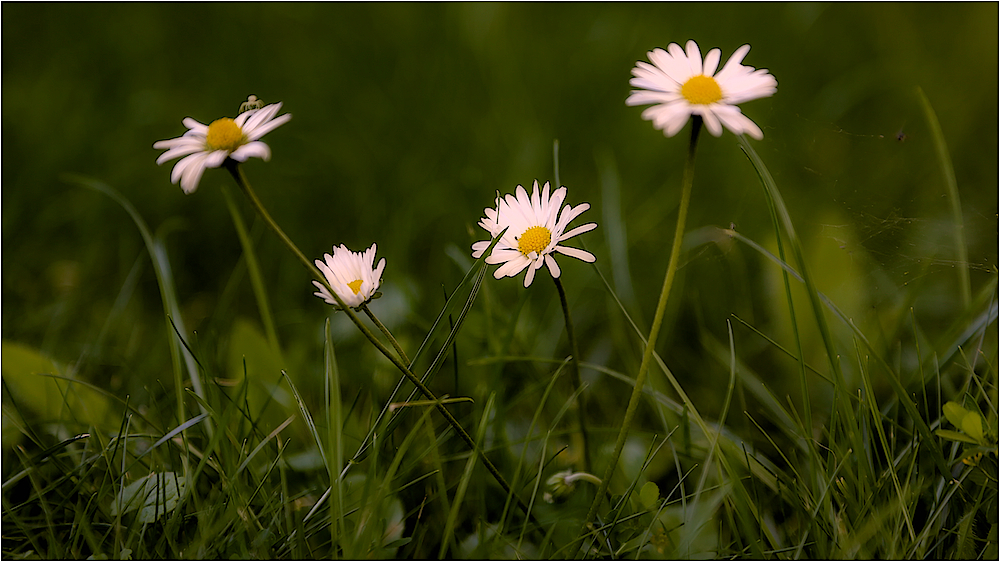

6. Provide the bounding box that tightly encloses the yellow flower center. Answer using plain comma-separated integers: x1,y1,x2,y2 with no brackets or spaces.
205,118,246,152
517,226,552,257
347,279,364,295
681,75,723,105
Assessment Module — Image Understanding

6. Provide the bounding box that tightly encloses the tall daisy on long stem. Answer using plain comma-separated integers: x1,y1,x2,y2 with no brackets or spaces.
577,41,776,554
472,180,598,472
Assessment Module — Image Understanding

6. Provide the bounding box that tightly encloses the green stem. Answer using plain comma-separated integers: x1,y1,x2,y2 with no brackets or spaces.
575,118,701,557
362,304,411,366
223,161,535,522
552,275,591,473
220,184,281,352
760,172,814,448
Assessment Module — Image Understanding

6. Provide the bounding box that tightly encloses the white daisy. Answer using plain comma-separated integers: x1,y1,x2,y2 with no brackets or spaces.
626,40,777,139
472,181,597,288
153,102,292,193
312,243,386,309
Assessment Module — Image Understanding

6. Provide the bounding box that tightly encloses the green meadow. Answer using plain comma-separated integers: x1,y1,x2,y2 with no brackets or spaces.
2,3,997,559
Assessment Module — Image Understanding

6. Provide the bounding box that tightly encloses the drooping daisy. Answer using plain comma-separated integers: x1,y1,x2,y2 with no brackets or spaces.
626,40,777,139
312,243,386,309
153,101,292,193
472,181,597,288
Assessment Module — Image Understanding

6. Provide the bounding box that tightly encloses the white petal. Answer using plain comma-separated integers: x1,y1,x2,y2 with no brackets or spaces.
489,249,523,263
246,113,292,141
522,261,539,287
554,246,596,263
699,108,724,137
720,71,778,104
684,40,703,77
494,256,530,278
170,155,195,185
703,48,721,77
182,118,208,134
372,257,386,288
155,141,204,164
180,154,213,193
530,180,542,216
554,203,591,233
231,141,271,162
642,102,693,137
660,43,694,83
626,89,679,107
471,240,491,258
716,44,752,82
714,104,764,139
202,150,229,169
559,222,597,241
544,254,561,279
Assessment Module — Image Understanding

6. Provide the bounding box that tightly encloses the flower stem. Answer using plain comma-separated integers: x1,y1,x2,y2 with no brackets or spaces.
362,304,411,366
574,118,701,557
552,275,591,473
223,161,537,525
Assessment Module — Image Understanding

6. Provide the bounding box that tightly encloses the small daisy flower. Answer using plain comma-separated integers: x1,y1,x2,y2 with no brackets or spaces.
472,180,597,288
626,40,777,139
153,101,292,193
312,243,386,310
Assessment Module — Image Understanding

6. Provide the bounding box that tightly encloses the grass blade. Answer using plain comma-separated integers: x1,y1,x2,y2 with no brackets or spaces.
916,87,971,308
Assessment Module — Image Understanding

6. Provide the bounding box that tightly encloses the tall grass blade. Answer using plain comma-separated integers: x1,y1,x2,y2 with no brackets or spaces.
67,175,205,425
220,184,281,353
440,393,496,558
324,319,346,559
916,87,971,308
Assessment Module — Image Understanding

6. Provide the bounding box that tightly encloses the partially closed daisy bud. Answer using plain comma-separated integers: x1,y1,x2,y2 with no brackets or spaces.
627,40,776,139
312,243,386,310
153,100,291,193
472,180,597,288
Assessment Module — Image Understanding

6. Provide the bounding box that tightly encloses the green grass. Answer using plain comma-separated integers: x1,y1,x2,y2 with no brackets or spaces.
3,3,998,560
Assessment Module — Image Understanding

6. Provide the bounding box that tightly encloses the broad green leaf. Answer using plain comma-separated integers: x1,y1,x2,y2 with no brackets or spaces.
110,472,186,523
961,411,984,442
2,341,108,427
639,481,660,509
2,403,27,446
943,401,968,429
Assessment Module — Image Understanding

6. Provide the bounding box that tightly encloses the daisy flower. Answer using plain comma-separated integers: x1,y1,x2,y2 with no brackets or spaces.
472,180,597,288
626,40,777,139
153,101,292,193
312,243,386,309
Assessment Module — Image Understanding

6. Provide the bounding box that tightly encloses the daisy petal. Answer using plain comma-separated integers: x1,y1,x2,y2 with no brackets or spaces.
554,246,596,263
544,254,561,279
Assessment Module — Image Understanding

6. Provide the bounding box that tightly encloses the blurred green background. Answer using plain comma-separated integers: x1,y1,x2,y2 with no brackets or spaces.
3,3,997,426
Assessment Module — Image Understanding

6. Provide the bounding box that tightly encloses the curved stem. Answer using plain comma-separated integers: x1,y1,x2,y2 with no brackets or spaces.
223,161,535,523
362,305,411,366
574,118,701,557
553,275,591,473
